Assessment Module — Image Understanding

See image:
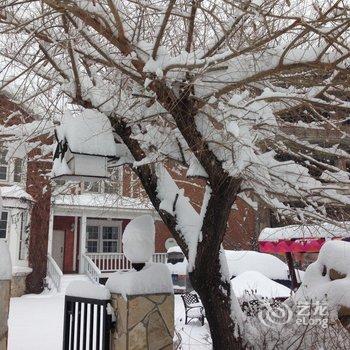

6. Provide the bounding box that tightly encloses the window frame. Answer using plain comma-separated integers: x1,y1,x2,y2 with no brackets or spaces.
86,219,122,254
82,168,122,195
0,146,26,185
0,210,9,240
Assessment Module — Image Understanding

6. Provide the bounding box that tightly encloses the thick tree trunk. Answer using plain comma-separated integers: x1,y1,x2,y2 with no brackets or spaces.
189,177,244,349
191,271,245,349
113,114,245,349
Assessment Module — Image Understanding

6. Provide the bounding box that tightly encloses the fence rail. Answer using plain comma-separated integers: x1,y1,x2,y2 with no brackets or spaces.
63,295,112,350
86,252,167,273
83,254,101,284
47,254,63,292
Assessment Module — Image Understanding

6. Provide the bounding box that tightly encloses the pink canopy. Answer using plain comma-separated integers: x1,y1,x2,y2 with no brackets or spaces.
259,238,325,253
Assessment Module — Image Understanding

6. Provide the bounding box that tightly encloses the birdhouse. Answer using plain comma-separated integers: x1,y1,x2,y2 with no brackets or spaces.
52,109,118,181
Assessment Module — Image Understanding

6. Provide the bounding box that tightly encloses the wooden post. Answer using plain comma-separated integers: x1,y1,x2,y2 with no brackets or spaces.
285,252,298,291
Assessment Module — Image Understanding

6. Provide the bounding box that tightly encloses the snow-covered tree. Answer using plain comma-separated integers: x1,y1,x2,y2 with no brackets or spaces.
1,1,349,347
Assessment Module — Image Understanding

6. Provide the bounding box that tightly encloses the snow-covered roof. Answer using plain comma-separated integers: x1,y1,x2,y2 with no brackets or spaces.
1,185,33,202
231,271,291,299
259,222,350,242
52,193,153,211
225,250,295,281
56,109,117,157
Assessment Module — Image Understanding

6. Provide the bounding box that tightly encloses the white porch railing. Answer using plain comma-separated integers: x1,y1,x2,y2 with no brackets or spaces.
83,254,101,284
152,253,168,264
47,254,63,292
86,252,168,273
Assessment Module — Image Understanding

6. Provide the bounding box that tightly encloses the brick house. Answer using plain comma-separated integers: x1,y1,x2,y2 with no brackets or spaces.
0,93,256,293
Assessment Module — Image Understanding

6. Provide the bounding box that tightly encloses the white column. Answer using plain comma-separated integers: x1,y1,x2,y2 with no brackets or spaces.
47,208,54,255
73,216,78,272
79,214,87,274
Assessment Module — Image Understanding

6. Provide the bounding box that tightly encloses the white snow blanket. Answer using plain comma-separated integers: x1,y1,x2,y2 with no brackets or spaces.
1,185,33,201
66,280,110,300
106,263,173,298
225,250,302,281
295,240,350,315
57,109,117,156
231,270,291,299
259,222,350,242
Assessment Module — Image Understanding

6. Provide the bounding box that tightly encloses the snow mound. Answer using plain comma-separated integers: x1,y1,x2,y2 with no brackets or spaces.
66,280,110,300
122,215,155,263
106,263,173,298
57,109,116,156
0,241,12,280
167,246,183,254
167,260,187,275
12,266,32,276
259,222,350,242
225,250,292,281
295,240,350,313
231,271,291,299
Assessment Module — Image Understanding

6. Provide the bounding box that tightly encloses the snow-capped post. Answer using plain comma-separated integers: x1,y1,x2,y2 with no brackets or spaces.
106,215,174,350
0,241,12,350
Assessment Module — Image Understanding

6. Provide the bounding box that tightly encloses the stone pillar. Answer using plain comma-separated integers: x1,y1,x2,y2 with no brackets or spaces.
0,242,12,350
107,215,174,350
11,268,32,298
111,293,174,350
0,280,11,350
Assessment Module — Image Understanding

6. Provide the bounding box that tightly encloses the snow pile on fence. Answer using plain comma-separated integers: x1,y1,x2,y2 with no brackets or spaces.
225,250,293,281
122,215,155,263
231,271,291,299
57,109,117,156
66,280,110,300
106,263,173,298
259,222,350,242
295,240,350,315
0,241,12,280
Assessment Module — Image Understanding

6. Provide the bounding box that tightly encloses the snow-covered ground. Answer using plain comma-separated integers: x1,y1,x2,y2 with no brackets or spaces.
8,293,211,350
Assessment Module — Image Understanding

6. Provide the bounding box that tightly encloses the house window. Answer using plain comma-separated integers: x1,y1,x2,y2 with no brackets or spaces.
14,158,23,183
86,221,122,253
84,181,101,193
86,226,99,252
0,146,25,184
0,211,8,239
83,168,121,194
0,149,8,181
102,226,119,252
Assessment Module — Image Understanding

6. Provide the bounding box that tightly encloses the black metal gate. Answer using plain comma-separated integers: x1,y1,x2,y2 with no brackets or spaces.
63,295,113,350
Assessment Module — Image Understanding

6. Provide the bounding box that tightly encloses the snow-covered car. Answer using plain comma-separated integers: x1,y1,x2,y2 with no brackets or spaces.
166,246,191,293
225,250,304,289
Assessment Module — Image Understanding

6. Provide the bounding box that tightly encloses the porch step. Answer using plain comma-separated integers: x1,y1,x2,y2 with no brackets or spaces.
60,274,90,293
